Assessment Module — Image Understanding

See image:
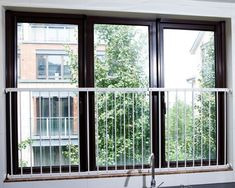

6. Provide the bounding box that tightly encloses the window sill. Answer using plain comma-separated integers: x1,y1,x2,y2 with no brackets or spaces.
4,165,233,183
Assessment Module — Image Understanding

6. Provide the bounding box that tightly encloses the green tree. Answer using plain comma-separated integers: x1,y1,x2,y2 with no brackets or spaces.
166,34,216,164
194,35,216,160
62,144,80,165
64,24,151,166
18,138,33,167
94,25,150,165
64,28,216,167
94,25,148,88
166,100,193,161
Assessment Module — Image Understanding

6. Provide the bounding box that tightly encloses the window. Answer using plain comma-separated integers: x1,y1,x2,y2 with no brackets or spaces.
29,23,77,43
163,29,217,164
159,21,226,167
33,146,70,166
34,97,74,137
6,11,227,177
36,52,71,80
94,24,151,166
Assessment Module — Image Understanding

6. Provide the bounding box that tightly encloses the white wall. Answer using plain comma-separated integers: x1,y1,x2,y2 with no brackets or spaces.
0,0,235,187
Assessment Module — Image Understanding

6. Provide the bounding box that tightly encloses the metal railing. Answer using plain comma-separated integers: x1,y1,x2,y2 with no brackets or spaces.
5,87,231,178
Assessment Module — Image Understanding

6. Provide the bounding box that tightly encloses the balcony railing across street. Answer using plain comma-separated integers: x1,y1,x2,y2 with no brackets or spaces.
5,87,231,179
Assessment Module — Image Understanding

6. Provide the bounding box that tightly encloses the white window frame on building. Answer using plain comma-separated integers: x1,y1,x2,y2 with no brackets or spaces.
36,50,71,80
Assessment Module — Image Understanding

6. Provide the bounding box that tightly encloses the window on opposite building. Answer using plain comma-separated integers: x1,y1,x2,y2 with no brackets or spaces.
36,51,71,80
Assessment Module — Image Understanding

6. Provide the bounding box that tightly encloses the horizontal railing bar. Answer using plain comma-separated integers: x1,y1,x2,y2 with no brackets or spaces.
149,88,231,92
5,88,148,92
5,87,232,93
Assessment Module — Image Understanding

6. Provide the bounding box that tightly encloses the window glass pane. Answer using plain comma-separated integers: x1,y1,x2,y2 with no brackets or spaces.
94,24,150,166
47,26,59,41
51,97,59,117
48,55,62,78
57,28,66,42
31,24,45,42
164,30,215,88
17,23,78,83
41,98,49,117
17,22,79,168
163,29,216,163
94,24,149,88
67,27,77,42
33,146,70,166
63,65,71,78
63,56,71,78
37,55,47,79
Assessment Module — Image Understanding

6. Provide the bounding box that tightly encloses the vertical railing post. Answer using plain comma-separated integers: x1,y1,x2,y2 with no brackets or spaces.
39,92,43,174
96,91,99,173
201,92,203,167
159,91,162,170
132,92,135,169
124,92,126,170
192,89,195,167
114,92,117,171
216,91,219,167
77,91,80,173
68,92,71,174
176,91,179,169
224,91,227,165
49,92,52,174
167,91,170,169
19,92,23,175
86,91,90,173
184,90,187,168
29,91,33,175
9,91,13,175
209,93,211,166
58,92,62,174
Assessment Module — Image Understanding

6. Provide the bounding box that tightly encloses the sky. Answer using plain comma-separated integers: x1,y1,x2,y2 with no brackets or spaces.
164,29,214,89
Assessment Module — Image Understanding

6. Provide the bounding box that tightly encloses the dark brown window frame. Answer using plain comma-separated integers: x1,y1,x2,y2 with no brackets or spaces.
6,11,84,174
85,16,157,171
5,10,226,175
157,19,226,168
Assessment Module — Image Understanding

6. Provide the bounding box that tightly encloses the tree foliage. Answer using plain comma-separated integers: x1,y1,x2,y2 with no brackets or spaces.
194,35,216,160
94,25,150,165
63,24,151,166
63,28,217,167
165,34,216,163
18,138,33,167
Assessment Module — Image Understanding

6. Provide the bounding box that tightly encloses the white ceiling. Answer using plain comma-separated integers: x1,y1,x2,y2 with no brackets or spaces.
194,0,235,3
